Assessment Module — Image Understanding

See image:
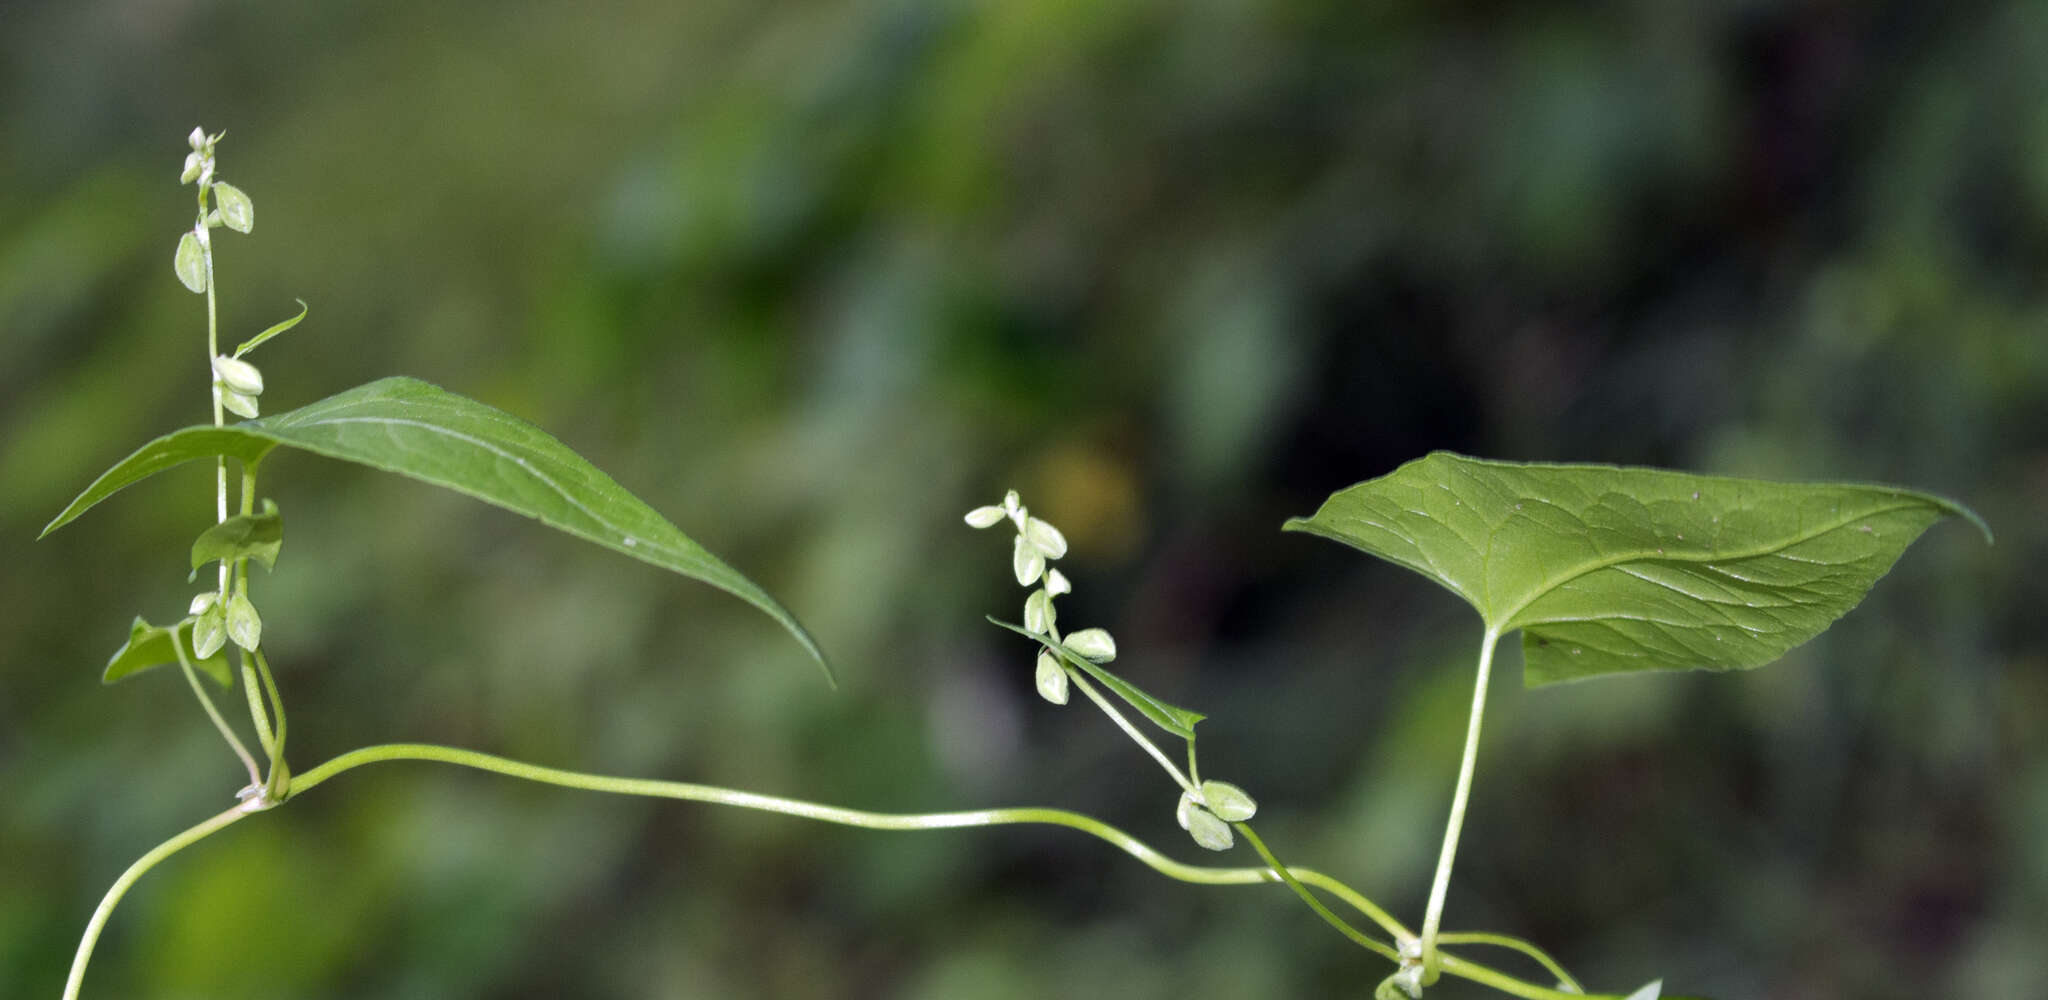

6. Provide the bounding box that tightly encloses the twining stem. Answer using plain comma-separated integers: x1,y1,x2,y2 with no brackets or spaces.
1436,933,1583,994
1420,626,1503,982
68,742,1606,1000
1062,665,1196,794
1236,821,1399,961
62,805,250,1000
201,211,228,599
171,623,260,789
240,660,274,757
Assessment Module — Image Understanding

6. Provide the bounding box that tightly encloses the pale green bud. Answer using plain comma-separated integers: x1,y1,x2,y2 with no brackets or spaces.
221,388,260,419
1011,534,1044,585
226,592,262,651
212,354,264,395
1064,627,1115,662
212,182,253,233
175,231,207,293
1023,516,1067,559
1034,651,1068,705
189,591,220,615
192,604,228,659
1199,780,1257,822
1184,804,1233,851
964,505,1006,529
188,126,207,150
1023,589,1054,634
1045,568,1071,596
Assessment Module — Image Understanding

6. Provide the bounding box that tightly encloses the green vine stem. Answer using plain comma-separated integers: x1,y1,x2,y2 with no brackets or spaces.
62,805,250,1000
1420,626,1503,982
169,622,260,789
1436,932,1583,994
63,742,1607,1000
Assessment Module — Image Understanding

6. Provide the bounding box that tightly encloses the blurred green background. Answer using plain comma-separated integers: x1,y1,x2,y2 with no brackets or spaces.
3,1,2043,997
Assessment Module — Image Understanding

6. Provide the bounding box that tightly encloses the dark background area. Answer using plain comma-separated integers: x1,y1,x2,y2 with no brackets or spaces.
3,2,2043,997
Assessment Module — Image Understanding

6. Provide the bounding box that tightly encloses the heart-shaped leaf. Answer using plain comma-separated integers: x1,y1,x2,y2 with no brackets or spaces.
45,377,830,683
105,617,230,687
1285,452,1987,686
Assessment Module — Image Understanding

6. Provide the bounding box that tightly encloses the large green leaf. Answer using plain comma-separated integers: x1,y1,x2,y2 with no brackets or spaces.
44,377,830,683
1284,452,1987,686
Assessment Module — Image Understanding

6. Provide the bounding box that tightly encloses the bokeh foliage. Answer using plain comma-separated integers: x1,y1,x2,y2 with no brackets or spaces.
2,1,2043,997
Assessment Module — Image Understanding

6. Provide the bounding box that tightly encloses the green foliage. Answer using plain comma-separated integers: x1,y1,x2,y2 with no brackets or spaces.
988,618,1204,739
1286,452,1987,685
43,377,829,683
102,617,230,687
189,499,282,572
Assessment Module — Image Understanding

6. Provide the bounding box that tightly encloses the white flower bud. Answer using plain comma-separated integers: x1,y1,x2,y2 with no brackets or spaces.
221,388,260,419
1012,535,1044,585
181,151,204,184
1199,780,1258,822
964,505,1006,529
1023,588,1054,633
1064,628,1115,662
1024,516,1067,559
212,182,253,233
1034,651,1069,705
226,592,262,651
212,355,264,395
1045,568,1071,596
191,604,227,659
189,591,220,614
1184,805,1234,851
189,126,207,150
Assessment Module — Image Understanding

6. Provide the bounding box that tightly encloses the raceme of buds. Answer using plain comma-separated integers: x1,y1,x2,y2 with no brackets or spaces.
968,490,1117,705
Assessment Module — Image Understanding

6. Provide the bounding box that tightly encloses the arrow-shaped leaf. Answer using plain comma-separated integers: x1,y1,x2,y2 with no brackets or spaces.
988,618,1204,738
1285,452,1987,686
105,617,231,687
44,377,830,684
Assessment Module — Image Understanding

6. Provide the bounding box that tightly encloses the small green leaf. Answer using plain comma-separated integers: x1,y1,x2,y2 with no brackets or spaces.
104,617,230,687
987,618,1204,738
191,499,283,571
212,182,253,233
191,604,228,660
1199,780,1257,822
226,592,262,650
44,377,831,684
1285,452,1989,686
174,231,206,293
233,299,308,358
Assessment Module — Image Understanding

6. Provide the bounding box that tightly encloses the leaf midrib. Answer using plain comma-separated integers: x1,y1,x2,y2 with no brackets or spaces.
1488,499,1929,629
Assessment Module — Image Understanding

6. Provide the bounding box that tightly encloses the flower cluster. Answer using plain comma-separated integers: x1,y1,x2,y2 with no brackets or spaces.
965,491,1115,705
175,126,267,419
